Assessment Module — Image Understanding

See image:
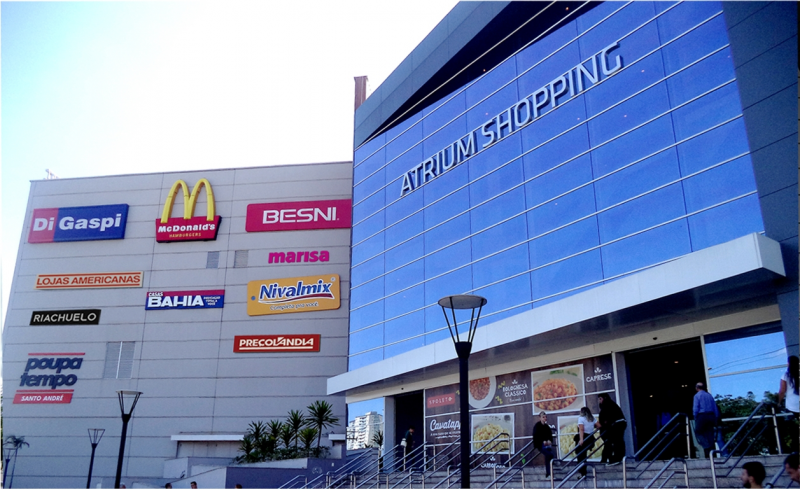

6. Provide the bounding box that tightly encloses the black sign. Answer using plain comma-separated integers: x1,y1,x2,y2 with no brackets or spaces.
30,309,100,325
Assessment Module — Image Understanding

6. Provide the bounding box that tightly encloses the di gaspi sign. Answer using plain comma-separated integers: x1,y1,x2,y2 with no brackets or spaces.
247,274,340,316
156,178,221,242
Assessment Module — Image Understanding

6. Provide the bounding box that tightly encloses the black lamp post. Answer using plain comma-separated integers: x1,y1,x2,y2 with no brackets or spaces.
438,294,487,489
86,428,105,488
114,391,142,489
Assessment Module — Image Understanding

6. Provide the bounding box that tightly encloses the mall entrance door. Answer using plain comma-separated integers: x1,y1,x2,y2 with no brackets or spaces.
625,339,706,456
394,391,424,460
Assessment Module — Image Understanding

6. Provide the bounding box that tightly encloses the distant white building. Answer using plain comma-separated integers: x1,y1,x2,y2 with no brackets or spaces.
346,411,383,450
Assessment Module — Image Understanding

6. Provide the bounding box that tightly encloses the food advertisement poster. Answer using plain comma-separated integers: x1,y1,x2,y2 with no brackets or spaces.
424,354,617,459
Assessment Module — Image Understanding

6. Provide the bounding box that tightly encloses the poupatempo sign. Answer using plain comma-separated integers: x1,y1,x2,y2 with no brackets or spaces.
247,274,340,316
156,178,221,242
14,352,85,404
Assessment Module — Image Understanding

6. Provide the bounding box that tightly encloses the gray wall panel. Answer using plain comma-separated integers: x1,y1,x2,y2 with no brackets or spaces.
136,359,220,379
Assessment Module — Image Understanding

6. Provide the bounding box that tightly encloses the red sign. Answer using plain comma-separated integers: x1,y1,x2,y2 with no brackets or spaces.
14,390,74,404
245,200,352,232
427,393,456,409
234,334,321,353
35,272,143,289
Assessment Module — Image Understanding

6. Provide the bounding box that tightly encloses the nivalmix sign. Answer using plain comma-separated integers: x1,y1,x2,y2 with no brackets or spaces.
28,204,129,243
399,42,623,196
146,290,225,310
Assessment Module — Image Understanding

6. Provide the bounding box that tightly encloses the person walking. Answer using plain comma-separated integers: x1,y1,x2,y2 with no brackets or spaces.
532,411,555,478
778,356,799,453
693,382,720,458
595,393,627,464
575,407,596,478
401,426,415,471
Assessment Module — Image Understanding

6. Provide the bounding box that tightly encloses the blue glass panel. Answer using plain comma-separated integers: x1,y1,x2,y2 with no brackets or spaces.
660,16,728,75
532,283,599,308
600,219,691,278
474,274,532,316
353,189,386,223
598,183,686,243
578,2,656,60
523,127,591,180
349,349,383,371
688,195,764,251
425,188,469,230
355,132,386,167
591,115,676,178
423,115,469,164
471,215,527,258
520,94,588,152
352,255,384,287
671,83,742,141
350,324,384,354
385,310,425,346
352,211,384,243
425,162,469,205
528,185,596,236
517,20,577,74
667,48,735,107
424,266,473,305
354,146,385,185
471,188,526,233
473,244,529,289
354,167,386,204
677,118,749,175
480,304,531,326
386,114,424,162
526,154,593,209
595,148,681,210
386,235,423,272
530,217,599,267
386,211,423,249
656,1,723,44
425,214,471,254
350,277,384,310
426,239,470,279
467,84,519,131
352,232,385,266
385,335,426,360
387,188,422,227
385,259,424,295
683,156,757,213
385,284,424,320
588,82,671,147
531,249,603,301
654,2,679,15
350,300,383,333
517,41,581,101
577,3,625,33
385,143,423,197
584,49,665,117
424,305,450,343
469,132,522,182
468,57,518,108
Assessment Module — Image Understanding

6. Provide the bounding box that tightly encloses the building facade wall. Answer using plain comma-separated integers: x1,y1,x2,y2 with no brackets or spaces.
2,163,352,488
349,1,770,371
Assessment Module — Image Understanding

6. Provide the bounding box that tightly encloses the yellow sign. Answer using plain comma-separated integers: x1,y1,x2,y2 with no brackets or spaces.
247,274,340,316
156,178,221,242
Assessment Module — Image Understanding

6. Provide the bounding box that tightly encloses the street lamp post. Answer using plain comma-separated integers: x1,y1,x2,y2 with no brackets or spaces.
114,391,142,489
438,295,487,489
86,429,105,488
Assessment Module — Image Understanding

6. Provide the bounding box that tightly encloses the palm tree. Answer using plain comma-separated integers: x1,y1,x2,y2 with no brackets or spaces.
298,427,319,457
306,400,340,449
371,430,384,450
4,436,29,488
286,410,306,451
279,424,294,451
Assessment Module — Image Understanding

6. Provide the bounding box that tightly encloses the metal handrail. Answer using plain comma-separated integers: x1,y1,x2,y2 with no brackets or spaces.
643,457,688,489
321,445,391,489
567,464,597,489
621,414,690,488
470,432,512,470
429,433,512,489
427,440,462,473
710,402,783,488
351,443,411,488
391,470,425,489
552,424,617,489
487,441,539,489
278,475,307,489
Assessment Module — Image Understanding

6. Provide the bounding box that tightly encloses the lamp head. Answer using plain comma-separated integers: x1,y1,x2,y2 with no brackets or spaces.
88,428,105,445
117,390,142,416
438,294,488,345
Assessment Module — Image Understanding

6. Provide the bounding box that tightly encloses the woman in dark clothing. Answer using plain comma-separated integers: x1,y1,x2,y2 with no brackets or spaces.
595,393,627,465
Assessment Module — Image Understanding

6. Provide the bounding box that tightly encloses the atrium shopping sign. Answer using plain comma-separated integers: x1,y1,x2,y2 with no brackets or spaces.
247,274,340,316
398,42,623,196
28,204,129,243
156,178,221,242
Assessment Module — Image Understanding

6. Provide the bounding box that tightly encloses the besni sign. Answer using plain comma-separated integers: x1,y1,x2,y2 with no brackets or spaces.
35,272,143,289
156,178,221,242
146,290,225,310
30,309,100,326
247,274,340,316
234,334,321,353
245,200,352,232
28,204,129,243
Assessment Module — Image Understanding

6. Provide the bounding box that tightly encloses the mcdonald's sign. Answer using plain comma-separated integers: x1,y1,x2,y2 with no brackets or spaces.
156,179,221,242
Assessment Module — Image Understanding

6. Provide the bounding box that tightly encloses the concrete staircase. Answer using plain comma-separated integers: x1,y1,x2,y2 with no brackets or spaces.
348,454,793,488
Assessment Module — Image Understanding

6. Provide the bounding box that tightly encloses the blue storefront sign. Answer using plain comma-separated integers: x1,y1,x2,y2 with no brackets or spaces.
28,204,129,243
146,290,225,310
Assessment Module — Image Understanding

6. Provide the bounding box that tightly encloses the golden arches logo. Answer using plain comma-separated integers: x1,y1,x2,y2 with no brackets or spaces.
160,178,216,223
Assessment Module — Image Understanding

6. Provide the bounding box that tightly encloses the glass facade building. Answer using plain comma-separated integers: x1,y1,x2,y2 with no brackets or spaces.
349,1,765,371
